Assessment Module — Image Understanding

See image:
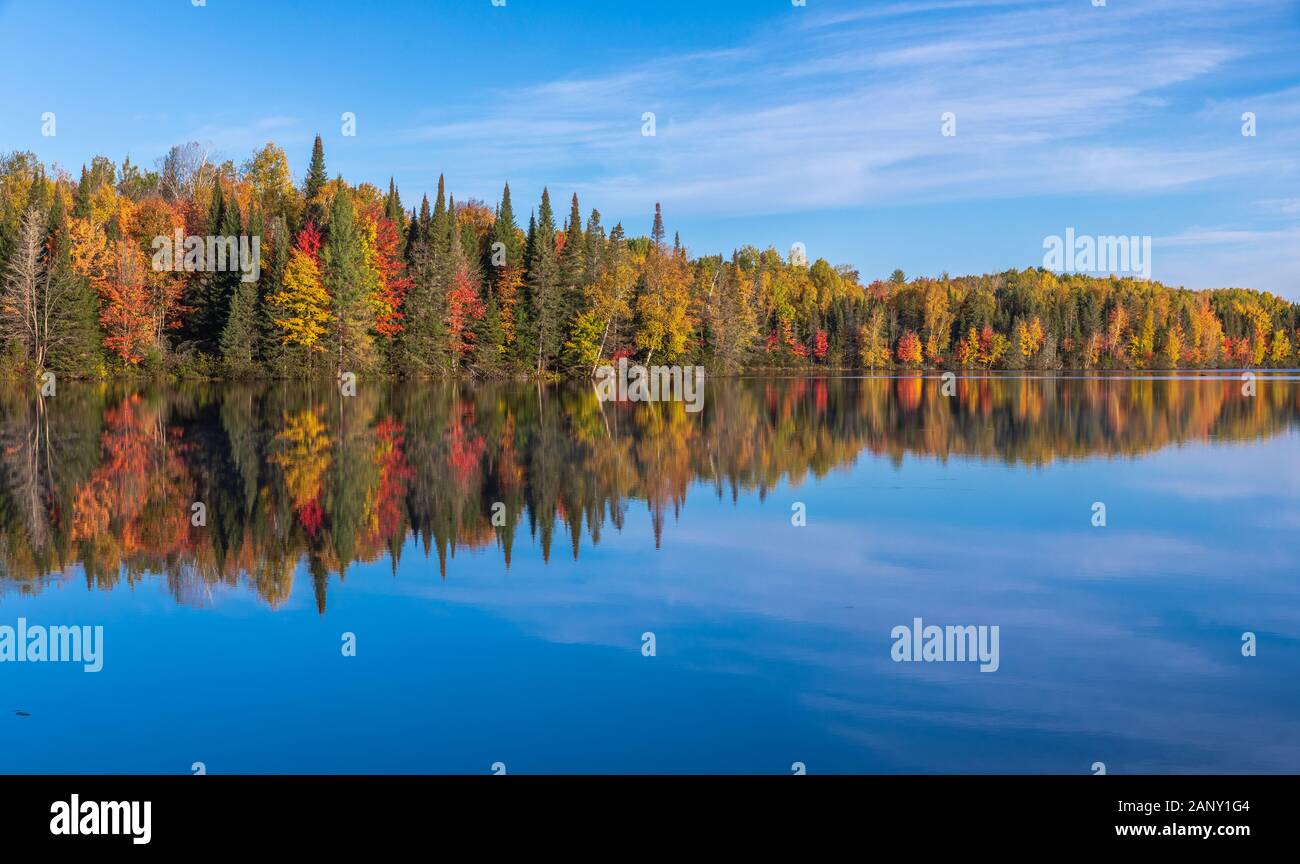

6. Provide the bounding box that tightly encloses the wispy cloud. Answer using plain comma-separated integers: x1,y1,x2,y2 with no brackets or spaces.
395,0,1298,235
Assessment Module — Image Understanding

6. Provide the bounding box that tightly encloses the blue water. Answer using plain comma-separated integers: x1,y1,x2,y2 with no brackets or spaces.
2,375,1297,773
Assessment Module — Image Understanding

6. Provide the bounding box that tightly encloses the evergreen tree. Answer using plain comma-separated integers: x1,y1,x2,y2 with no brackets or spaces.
259,215,293,372
492,182,522,265
384,178,406,260
430,174,450,259
395,194,448,375
218,188,244,295
561,193,585,287
405,195,430,268
524,211,537,270
186,177,236,352
489,182,527,370
43,193,101,373
302,135,327,227
473,288,506,376
446,194,457,251
221,277,259,374
555,193,588,369
584,209,606,280
384,178,403,225
72,166,92,219
528,189,563,373
221,204,263,371
322,179,374,372
460,218,481,273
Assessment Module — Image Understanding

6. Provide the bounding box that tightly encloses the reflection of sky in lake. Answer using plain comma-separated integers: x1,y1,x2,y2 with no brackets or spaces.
4,389,1299,774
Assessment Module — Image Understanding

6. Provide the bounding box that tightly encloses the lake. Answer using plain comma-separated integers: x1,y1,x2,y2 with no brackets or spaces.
2,373,1298,774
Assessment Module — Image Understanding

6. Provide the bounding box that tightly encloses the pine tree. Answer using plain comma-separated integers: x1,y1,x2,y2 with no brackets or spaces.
72,166,92,219
322,179,375,372
489,182,525,369
528,189,563,373
584,209,606,280
473,288,506,376
492,182,522,265
46,192,102,374
384,178,405,260
259,215,293,372
446,193,457,251
405,195,430,269
523,211,537,275
215,189,244,336
303,135,327,228
395,209,449,376
221,277,259,374
220,200,261,372
430,174,450,259
561,192,585,288
185,177,234,352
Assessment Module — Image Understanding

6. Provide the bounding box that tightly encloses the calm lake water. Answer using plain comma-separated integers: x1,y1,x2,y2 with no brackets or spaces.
2,373,1298,774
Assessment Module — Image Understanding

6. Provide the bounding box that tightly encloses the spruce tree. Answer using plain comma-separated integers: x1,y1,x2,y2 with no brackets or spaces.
384,178,406,261
492,182,521,265
560,192,585,288
651,202,666,247
322,179,374,372
524,211,537,270
473,288,506,376
219,204,263,372
514,209,539,368
185,178,232,352
430,175,450,259
584,209,606,280
528,189,563,373
405,195,430,269
395,206,449,376
303,135,327,227
384,178,403,225
44,192,101,374
72,167,92,219
206,185,244,347
221,277,259,374
558,193,587,349
446,194,457,250
259,215,292,372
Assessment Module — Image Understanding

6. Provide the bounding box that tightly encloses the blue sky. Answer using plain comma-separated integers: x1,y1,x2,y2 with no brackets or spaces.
1,0,1297,296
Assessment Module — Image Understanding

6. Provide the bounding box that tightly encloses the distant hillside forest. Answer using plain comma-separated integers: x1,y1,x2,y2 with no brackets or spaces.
1,139,1297,379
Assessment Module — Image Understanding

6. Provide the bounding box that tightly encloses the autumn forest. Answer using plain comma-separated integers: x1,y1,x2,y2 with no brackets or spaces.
1,137,1297,380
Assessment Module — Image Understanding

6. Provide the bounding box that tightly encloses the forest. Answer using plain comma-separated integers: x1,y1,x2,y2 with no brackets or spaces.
1,137,1297,379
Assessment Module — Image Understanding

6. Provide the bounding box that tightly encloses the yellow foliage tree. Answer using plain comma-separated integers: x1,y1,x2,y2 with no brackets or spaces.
1270,328,1292,365
635,247,692,363
270,238,332,366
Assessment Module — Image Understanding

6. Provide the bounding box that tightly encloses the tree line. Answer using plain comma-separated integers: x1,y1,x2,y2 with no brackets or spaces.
1,139,1297,379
